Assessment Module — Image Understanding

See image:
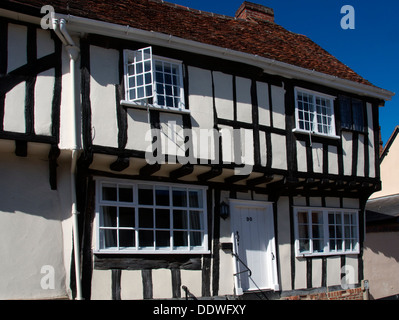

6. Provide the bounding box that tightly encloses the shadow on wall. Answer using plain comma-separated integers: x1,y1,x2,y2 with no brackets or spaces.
0,153,72,221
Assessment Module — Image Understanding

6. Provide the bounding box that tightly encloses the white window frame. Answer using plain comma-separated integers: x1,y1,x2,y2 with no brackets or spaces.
94,178,209,254
293,87,339,139
293,206,360,257
121,47,186,113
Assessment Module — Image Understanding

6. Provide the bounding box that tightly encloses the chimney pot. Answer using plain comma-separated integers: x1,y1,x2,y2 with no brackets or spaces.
235,1,274,23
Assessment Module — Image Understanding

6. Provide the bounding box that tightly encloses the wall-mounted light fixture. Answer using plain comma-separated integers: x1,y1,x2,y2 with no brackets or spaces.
220,201,230,220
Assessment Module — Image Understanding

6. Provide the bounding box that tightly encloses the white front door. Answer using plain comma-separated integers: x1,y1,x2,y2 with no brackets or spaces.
230,199,279,294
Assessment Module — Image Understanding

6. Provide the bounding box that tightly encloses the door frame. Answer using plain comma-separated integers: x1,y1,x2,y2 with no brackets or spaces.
229,199,279,295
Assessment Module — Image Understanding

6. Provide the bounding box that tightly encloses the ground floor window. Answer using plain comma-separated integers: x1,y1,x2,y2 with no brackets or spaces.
95,178,208,254
294,207,359,256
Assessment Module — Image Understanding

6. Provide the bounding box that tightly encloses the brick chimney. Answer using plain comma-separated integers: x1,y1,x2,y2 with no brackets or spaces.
235,1,274,23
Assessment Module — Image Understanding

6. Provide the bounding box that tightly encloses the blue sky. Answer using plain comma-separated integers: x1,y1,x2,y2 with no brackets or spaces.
171,0,399,146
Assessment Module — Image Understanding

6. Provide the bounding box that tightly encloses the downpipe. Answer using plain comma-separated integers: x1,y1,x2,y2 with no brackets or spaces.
53,17,83,300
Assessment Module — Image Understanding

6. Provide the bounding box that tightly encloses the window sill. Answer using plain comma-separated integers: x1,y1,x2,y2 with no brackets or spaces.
120,100,190,115
292,128,341,140
94,249,211,255
296,250,360,258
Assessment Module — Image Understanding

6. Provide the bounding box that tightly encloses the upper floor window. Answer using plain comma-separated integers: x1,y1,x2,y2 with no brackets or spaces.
339,96,365,132
123,46,185,110
294,207,359,257
95,179,208,254
294,88,337,137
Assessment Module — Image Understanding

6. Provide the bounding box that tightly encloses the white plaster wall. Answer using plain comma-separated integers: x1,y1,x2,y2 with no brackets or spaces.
342,131,353,176
257,82,270,127
296,140,307,172
259,131,267,167
91,270,112,300
180,270,202,298
188,66,215,161
213,71,233,120
240,128,254,166
219,125,234,164
235,76,252,123
34,68,54,136
328,145,339,175
36,28,54,59
295,258,307,290
3,81,26,133
271,85,286,130
357,134,365,177
152,269,173,299
0,151,71,299
311,143,323,173
120,270,143,299
312,258,323,288
160,113,184,158
271,133,287,170
90,45,119,148
7,23,27,73
126,109,152,152
326,256,341,287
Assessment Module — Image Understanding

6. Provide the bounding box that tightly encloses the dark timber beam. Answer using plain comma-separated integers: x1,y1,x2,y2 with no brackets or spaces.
15,140,27,157
169,164,194,180
110,157,129,172
224,174,250,184
246,175,274,187
197,167,222,182
139,163,161,177
48,144,60,190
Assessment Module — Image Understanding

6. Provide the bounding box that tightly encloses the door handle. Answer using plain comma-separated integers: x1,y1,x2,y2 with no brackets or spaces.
271,252,275,260
235,231,240,246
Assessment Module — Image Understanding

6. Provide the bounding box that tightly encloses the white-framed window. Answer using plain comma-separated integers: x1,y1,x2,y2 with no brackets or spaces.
294,87,337,138
294,207,359,257
123,46,185,111
95,179,208,254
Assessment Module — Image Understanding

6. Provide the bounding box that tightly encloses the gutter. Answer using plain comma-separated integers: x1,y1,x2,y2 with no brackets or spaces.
52,18,83,300
55,13,394,102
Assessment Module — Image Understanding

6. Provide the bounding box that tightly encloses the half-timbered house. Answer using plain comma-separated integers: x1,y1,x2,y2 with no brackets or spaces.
0,0,394,300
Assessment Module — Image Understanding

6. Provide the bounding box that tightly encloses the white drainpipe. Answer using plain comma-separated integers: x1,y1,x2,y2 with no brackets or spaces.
52,18,83,300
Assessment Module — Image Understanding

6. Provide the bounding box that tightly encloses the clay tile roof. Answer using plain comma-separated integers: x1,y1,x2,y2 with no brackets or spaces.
2,0,373,86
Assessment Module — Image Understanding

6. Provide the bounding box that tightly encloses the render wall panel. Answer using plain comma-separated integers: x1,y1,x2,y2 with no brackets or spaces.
188,66,215,161
160,113,184,158
34,68,54,136
213,71,233,120
357,134,365,177
90,45,119,148
296,140,307,172
257,82,270,126
271,85,286,129
36,28,54,59
328,145,339,175
342,131,353,176
3,81,26,133
126,109,152,152
312,143,323,173
235,76,252,123
7,23,27,73
271,133,287,170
